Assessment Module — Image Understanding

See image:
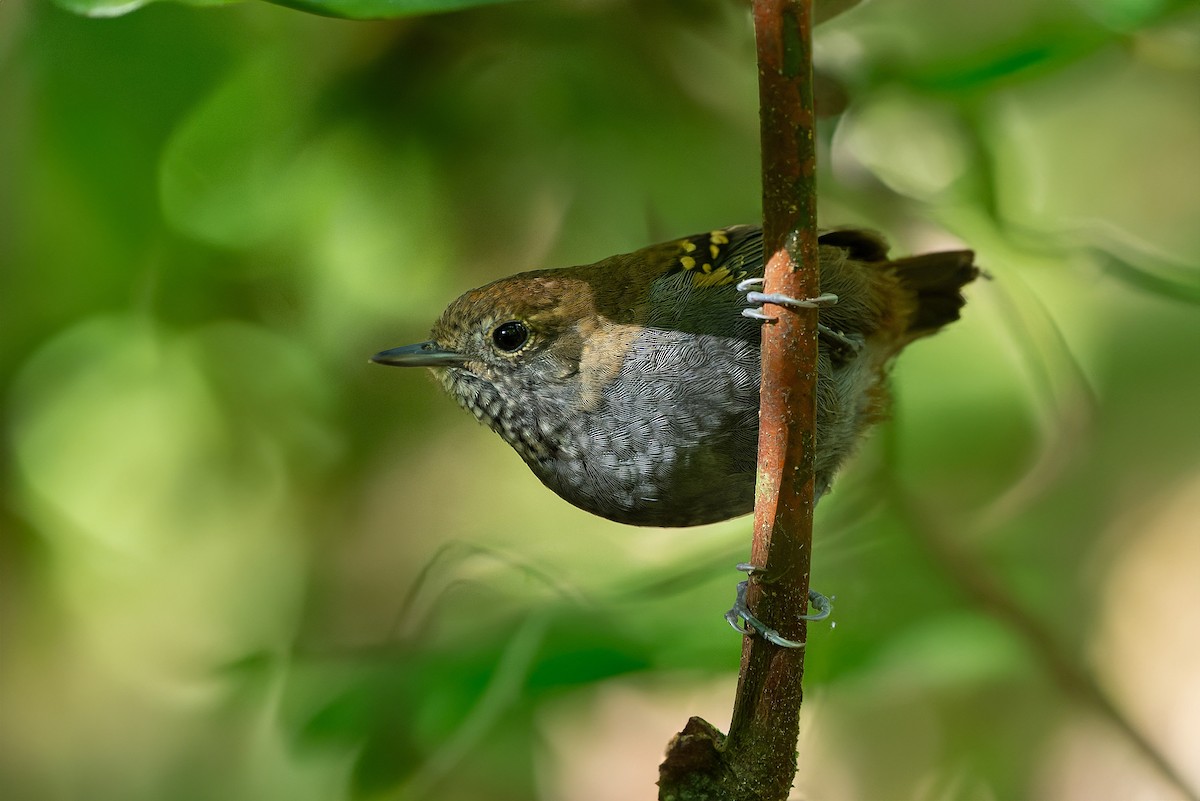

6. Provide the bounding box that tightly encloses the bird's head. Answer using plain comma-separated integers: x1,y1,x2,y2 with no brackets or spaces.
372,265,647,464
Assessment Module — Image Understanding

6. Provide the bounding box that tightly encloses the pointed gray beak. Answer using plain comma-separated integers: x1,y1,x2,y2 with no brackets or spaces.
371,340,468,367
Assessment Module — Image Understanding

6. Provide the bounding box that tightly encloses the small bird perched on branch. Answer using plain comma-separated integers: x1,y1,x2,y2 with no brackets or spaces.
373,225,978,527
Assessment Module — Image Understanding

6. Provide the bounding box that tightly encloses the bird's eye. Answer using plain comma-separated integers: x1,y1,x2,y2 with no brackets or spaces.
491,321,530,352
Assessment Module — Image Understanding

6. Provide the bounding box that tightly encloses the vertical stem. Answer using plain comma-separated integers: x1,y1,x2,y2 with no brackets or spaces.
725,0,819,790
657,2,817,798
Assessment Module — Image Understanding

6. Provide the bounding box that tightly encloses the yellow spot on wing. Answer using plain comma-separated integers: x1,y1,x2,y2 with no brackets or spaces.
693,268,728,287
689,265,749,288
674,232,742,284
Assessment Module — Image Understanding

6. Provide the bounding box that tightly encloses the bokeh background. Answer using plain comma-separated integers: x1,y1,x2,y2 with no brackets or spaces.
2,0,1199,799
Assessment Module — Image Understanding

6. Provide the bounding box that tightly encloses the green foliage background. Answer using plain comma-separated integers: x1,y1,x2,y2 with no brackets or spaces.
2,0,1199,799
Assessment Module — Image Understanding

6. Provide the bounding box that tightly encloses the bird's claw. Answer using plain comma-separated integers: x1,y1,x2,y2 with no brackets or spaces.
724,580,807,648
817,323,862,356
737,277,838,323
724,564,833,648
802,587,833,622
745,290,840,310
738,279,861,355
741,307,775,322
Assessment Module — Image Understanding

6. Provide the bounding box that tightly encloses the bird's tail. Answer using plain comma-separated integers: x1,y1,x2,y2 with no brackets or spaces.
889,250,979,337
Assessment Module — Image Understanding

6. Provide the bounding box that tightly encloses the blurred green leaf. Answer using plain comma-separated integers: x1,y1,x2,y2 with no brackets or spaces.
54,0,524,20
52,0,238,18
265,0,526,21
1096,249,1200,305
159,56,314,248
1075,0,1188,31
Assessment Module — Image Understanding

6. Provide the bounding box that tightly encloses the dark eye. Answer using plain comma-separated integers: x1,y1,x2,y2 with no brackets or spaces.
491,321,529,352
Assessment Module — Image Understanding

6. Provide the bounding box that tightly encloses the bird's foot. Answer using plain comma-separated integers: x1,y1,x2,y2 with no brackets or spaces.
816,324,862,357
723,563,832,649
737,278,862,356
737,277,838,321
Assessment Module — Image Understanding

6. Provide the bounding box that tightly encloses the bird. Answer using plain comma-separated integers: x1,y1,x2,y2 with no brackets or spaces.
372,225,978,528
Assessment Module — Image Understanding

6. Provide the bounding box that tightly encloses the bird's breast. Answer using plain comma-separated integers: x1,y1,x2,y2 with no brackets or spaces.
532,326,762,526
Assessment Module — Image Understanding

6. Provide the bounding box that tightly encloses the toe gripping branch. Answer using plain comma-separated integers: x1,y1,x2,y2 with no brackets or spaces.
737,278,860,357
724,563,832,649
738,276,838,320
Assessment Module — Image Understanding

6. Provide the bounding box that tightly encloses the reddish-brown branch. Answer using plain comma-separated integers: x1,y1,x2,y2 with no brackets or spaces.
659,1,819,798
724,0,820,778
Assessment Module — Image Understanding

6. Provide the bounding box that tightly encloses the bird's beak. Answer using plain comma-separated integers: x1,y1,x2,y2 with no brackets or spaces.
371,340,468,368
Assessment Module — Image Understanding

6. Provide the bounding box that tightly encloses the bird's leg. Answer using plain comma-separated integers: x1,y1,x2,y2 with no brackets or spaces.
723,562,832,649
737,277,862,356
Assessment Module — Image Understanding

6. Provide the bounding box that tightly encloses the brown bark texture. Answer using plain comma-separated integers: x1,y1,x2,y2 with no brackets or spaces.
659,1,819,799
